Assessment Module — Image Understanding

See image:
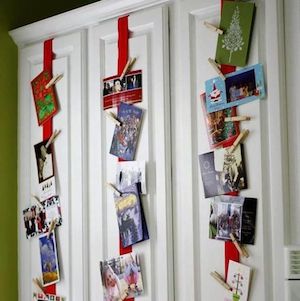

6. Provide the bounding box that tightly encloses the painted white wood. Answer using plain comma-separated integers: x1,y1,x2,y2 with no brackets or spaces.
18,31,86,301
87,5,172,301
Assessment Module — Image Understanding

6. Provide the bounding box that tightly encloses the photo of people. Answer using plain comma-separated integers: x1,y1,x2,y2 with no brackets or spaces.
34,140,54,183
23,206,38,239
39,232,60,286
102,70,143,109
100,253,144,301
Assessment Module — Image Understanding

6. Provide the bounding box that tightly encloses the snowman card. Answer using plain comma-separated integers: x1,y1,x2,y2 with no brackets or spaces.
205,64,265,113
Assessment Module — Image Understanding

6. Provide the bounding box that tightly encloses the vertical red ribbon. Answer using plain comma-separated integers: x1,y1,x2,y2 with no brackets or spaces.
117,15,134,301
43,39,56,296
220,0,240,278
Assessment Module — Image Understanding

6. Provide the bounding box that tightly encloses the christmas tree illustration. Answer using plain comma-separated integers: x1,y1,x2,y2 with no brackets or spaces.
222,6,244,63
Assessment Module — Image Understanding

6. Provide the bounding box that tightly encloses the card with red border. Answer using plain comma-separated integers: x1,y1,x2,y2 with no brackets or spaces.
31,70,59,126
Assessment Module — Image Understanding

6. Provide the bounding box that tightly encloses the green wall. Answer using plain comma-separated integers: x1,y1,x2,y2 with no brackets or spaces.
0,1,97,299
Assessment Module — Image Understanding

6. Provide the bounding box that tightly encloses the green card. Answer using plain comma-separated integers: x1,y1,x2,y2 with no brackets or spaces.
215,1,255,67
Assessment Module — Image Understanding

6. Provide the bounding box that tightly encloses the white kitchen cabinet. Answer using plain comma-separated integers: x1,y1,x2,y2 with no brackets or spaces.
10,0,291,300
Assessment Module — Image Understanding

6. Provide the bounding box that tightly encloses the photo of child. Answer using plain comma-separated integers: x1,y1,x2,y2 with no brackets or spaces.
101,264,121,301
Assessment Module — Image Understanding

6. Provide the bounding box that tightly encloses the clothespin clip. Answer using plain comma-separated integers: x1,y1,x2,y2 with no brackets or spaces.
120,57,136,81
121,289,129,300
224,116,251,122
32,278,48,300
228,129,249,153
45,74,64,89
106,111,122,127
45,129,61,148
203,21,223,35
208,58,226,80
31,194,43,209
229,233,249,258
210,271,232,291
47,218,57,239
106,182,122,197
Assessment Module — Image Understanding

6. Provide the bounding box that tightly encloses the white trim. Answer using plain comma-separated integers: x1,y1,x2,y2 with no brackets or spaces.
9,0,170,47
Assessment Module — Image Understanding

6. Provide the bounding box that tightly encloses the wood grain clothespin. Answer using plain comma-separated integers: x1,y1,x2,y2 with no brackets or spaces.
204,21,223,35
224,116,251,122
120,57,136,81
45,129,61,148
229,233,249,258
106,111,122,127
32,278,48,300
106,182,122,197
47,218,57,239
45,74,63,89
208,58,226,80
228,129,249,153
210,271,232,291
31,194,43,209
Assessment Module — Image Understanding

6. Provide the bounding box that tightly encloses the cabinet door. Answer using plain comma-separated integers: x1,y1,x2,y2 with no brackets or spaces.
19,31,86,301
87,5,173,301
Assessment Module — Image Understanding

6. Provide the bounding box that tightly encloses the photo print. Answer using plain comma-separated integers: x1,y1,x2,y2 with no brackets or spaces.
215,1,256,67
102,70,143,110
198,144,247,198
23,206,38,239
205,64,265,113
39,232,60,286
100,253,144,301
209,195,257,244
116,161,146,194
114,183,149,248
39,176,56,202
31,70,59,126
34,139,54,184
200,93,239,149
110,102,143,161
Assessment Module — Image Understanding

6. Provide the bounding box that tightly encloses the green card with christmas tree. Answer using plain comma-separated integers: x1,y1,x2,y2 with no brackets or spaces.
215,1,255,67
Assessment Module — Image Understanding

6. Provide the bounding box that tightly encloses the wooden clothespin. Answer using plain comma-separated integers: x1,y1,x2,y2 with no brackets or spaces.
47,218,57,239
32,278,48,300
208,58,226,80
31,194,43,209
210,271,232,291
106,182,122,197
45,74,63,89
45,129,61,148
229,233,249,258
228,129,249,153
121,289,129,300
120,57,136,81
204,21,223,35
224,116,251,122
106,111,122,127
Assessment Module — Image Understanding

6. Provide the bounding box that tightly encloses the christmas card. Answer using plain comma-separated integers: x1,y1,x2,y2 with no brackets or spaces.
110,102,143,161
102,70,143,110
100,253,144,300
33,292,65,301
116,160,147,194
114,183,149,248
215,1,255,67
198,144,247,198
39,232,60,286
209,196,257,244
226,260,252,301
200,93,240,149
31,70,59,126
205,64,265,113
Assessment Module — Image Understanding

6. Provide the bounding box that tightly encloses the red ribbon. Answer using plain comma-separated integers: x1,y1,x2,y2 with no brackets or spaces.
42,39,56,296
117,16,134,301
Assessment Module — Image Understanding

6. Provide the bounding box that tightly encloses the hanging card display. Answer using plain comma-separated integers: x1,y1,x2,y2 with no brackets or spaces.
31,70,59,126
205,64,265,113
103,70,142,110
114,183,149,248
198,144,247,198
100,253,144,300
110,102,143,161
215,1,255,67
200,93,239,149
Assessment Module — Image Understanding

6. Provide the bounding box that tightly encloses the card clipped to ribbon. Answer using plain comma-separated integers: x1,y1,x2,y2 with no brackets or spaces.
31,70,59,126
